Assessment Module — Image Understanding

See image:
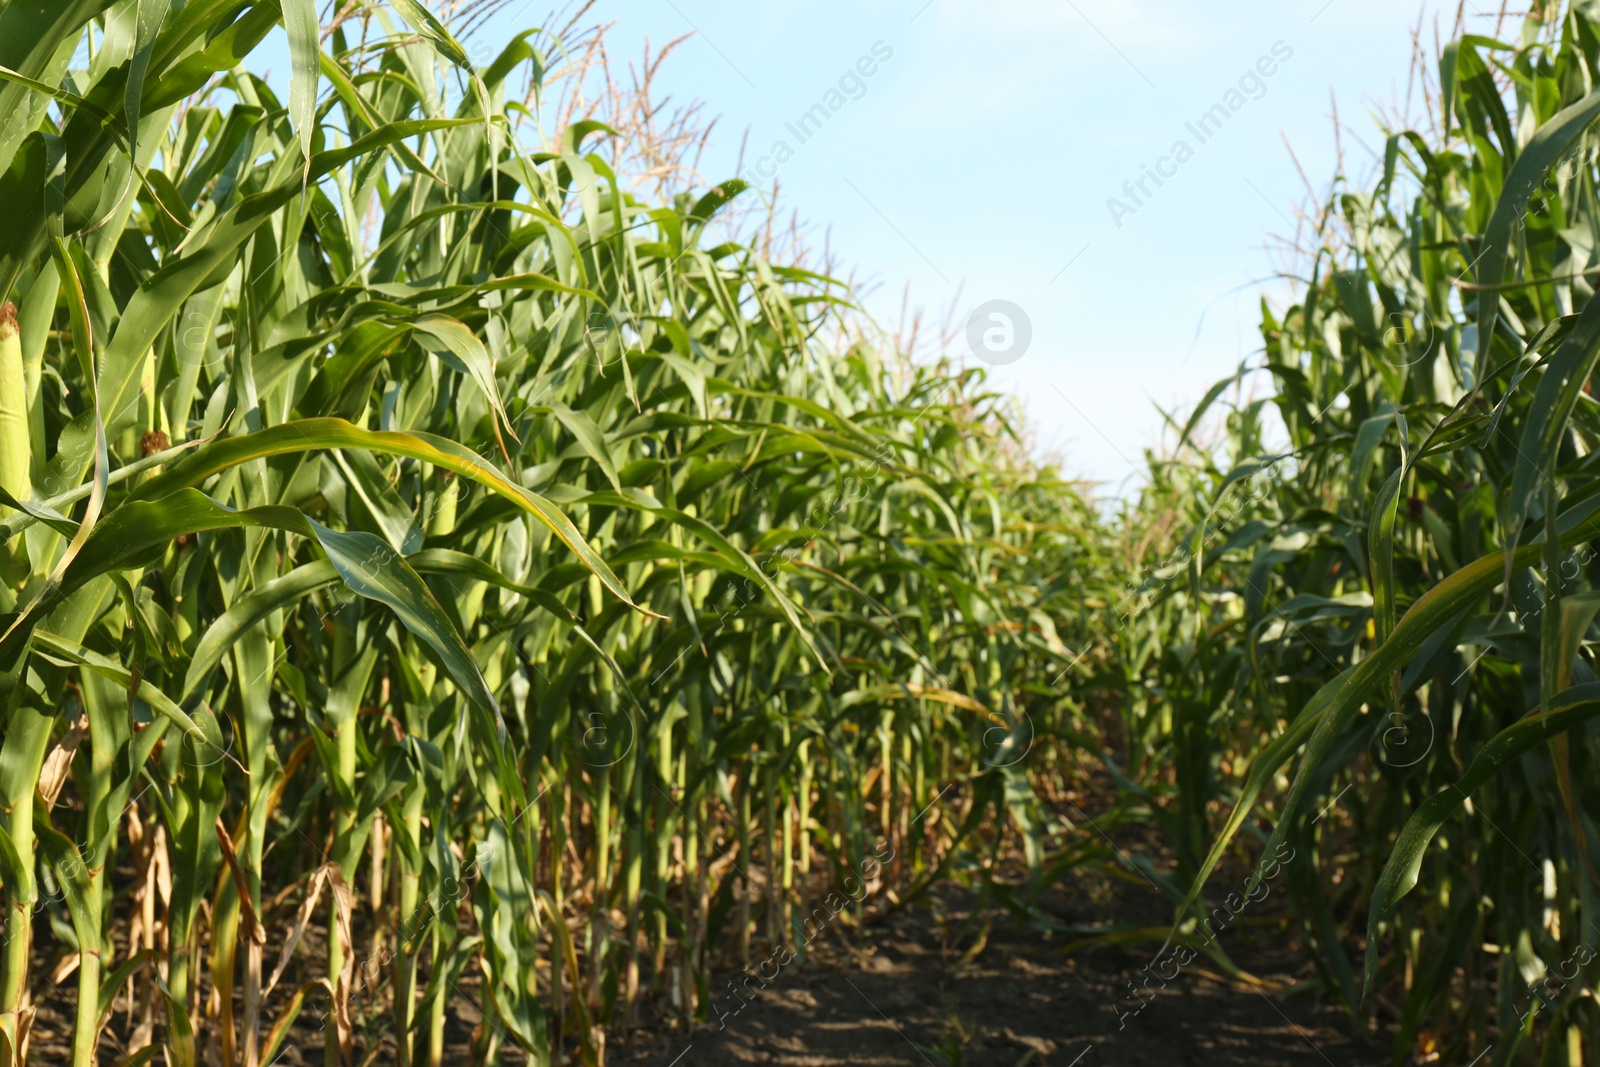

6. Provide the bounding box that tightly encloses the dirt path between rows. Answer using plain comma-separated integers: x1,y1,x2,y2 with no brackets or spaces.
614,876,1379,1067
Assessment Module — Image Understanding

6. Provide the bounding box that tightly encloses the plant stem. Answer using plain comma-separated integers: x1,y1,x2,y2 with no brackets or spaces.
0,700,50,1055
394,787,424,1067
0,303,30,517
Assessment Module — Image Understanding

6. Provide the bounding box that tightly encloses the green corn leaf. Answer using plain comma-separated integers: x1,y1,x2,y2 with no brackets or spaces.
1475,88,1600,375
688,179,749,224
33,629,220,757
126,0,173,161
130,418,651,616
93,118,479,437
387,0,474,68
334,447,424,555
282,0,318,182
1364,682,1600,989
96,950,152,1028
0,0,107,176
12,489,496,718
181,561,338,708
1370,465,1406,647
34,801,102,954
413,314,514,450
311,520,500,723
1168,506,1600,954
141,0,283,111
542,401,620,491
1508,280,1600,556
0,823,30,906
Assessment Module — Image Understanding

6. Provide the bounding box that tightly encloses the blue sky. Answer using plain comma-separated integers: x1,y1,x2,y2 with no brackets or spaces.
272,0,1489,491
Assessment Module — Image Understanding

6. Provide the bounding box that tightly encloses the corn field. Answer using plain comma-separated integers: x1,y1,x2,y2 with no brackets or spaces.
0,2,1108,1064
23,0,1600,1065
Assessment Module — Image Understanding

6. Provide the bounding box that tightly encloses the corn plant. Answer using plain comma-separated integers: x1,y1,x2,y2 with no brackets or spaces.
1107,3,1600,1061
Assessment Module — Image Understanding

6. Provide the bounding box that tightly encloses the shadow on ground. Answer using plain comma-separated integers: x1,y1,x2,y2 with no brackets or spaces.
615,875,1376,1067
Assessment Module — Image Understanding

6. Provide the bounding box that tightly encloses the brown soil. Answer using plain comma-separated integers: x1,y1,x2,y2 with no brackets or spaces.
610,877,1379,1067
